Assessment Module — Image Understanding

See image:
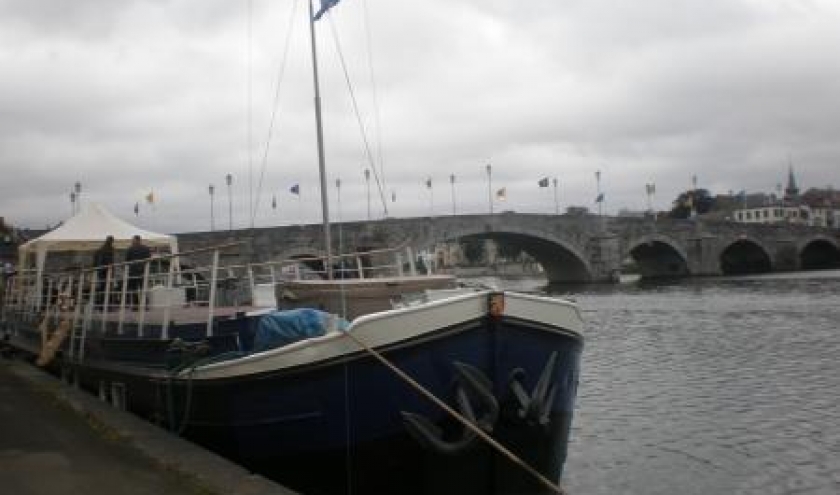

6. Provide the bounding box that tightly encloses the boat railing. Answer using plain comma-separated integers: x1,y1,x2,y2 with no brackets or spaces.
1,242,441,363
3,243,240,356
220,245,436,300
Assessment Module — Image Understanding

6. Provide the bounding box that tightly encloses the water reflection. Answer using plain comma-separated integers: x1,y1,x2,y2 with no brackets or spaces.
472,270,840,495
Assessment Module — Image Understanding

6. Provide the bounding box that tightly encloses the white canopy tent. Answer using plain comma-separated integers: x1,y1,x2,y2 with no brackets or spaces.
18,203,178,306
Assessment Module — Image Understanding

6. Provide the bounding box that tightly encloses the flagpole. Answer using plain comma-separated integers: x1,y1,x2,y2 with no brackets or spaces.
595,170,602,217
553,178,559,215
364,168,371,221
427,177,434,217
75,182,82,213
226,174,233,231
309,0,333,279
691,174,698,219
595,170,603,232
209,184,215,231
486,163,493,215
450,173,456,216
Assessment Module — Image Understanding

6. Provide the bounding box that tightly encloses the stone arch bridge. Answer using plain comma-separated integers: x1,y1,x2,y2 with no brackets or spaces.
177,213,840,284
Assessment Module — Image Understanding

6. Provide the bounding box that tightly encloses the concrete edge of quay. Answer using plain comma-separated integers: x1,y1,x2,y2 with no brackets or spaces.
5,357,299,495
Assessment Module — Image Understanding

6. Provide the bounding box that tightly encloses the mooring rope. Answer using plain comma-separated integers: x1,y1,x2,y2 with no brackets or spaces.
339,329,569,495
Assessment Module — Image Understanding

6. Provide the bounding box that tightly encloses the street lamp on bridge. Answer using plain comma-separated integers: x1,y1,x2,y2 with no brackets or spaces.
335,178,342,221
486,163,493,215
691,174,698,218
74,182,82,214
645,182,656,219
364,168,371,221
209,184,215,231
225,173,233,231
450,173,456,215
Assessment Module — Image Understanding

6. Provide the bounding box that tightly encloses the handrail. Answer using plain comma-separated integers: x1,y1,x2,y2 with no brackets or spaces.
3,242,442,347
80,241,246,276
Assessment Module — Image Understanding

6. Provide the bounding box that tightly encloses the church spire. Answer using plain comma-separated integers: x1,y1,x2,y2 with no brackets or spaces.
784,158,799,201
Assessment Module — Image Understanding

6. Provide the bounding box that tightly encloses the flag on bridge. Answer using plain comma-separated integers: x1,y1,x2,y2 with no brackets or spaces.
595,192,604,203
496,187,507,201
133,202,139,216
145,191,155,204
313,0,341,21
425,177,432,189
290,184,300,195
538,177,549,187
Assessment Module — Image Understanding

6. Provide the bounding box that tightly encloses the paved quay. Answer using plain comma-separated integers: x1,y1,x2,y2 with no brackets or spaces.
0,357,297,495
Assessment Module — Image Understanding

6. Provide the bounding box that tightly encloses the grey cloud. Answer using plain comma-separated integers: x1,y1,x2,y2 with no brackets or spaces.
1,0,838,233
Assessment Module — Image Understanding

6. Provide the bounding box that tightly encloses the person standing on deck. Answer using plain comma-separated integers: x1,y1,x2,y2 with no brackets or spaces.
92,236,115,307
125,235,151,310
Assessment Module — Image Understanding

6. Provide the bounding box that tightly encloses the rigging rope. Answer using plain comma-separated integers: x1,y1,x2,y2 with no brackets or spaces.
361,0,387,205
327,17,390,217
251,0,300,227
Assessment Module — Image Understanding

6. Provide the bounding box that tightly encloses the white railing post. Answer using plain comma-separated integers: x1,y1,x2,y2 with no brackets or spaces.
45,277,54,314
69,272,85,360
396,252,404,277
406,246,417,277
137,261,150,337
80,272,97,362
117,265,128,335
247,265,256,304
206,250,220,338
356,255,365,279
100,266,112,332
161,255,176,340
62,275,73,326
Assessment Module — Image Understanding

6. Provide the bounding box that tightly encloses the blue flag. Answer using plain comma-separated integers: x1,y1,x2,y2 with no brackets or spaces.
313,0,340,21
290,184,300,195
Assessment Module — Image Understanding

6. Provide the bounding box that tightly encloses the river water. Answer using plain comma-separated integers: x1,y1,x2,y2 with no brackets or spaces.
479,270,840,495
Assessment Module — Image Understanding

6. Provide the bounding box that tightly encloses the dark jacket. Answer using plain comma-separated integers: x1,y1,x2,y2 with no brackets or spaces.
93,244,115,269
125,243,151,275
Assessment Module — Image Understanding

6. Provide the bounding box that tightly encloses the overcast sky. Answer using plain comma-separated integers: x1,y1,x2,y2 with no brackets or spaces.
2,0,839,233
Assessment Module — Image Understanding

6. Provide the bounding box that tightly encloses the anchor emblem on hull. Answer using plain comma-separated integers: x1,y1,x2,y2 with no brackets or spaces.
507,351,559,426
401,352,560,453
401,361,498,454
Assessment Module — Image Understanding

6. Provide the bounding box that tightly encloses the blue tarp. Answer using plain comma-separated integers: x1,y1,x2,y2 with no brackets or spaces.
253,308,349,351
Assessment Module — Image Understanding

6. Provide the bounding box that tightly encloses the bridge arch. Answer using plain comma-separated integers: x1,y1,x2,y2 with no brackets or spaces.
434,226,593,283
718,235,773,275
798,235,840,270
625,234,690,278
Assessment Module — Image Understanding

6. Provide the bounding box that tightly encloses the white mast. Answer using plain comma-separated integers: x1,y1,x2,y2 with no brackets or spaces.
308,0,333,279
